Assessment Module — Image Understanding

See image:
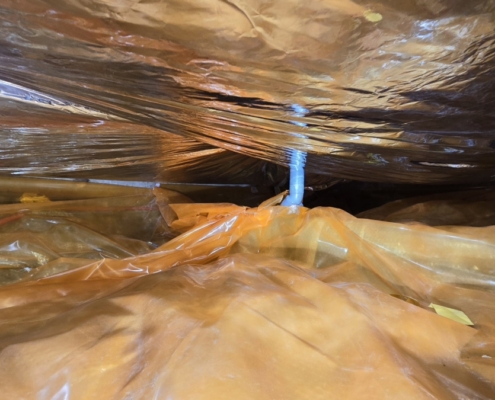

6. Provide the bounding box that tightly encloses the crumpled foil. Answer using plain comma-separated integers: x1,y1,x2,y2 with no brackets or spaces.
0,0,494,183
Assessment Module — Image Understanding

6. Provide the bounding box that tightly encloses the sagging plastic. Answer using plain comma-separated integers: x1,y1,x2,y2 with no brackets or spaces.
0,1,494,184
0,91,285,185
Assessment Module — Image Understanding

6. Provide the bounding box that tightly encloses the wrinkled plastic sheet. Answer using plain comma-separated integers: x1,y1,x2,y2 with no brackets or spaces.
0,93,285,185
0,194,494,398
0,182,194,284
359,188,495,227
1,0,495,184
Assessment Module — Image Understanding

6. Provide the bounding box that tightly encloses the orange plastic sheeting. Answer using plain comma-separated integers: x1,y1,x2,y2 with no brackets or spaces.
0,203,494,398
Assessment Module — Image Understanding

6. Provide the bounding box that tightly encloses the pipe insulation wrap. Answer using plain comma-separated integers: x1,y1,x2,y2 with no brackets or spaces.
281,150,306,206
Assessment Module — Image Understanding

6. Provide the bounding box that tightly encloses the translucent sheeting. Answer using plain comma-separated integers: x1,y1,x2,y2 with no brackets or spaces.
359,188,495,226
0,96,286,184
0,199,494,398
1,1,495,183
0,185,192,284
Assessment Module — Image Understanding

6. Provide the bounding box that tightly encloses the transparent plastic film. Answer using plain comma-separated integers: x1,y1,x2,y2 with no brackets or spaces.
0,193,494,398
0,95,286,185
0,1,494,183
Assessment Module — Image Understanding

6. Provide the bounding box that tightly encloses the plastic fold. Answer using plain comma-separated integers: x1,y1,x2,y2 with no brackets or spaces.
0,183,193,284
0,192,494,398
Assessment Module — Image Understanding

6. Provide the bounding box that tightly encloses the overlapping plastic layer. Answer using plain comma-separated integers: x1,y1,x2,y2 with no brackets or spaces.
1,0,495,183
0,90,285,184
0,183,195,283
0,193,494,398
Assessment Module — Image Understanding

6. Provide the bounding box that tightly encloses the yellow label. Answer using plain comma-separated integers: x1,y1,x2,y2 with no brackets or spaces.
364,10,383,23
429,303,474,326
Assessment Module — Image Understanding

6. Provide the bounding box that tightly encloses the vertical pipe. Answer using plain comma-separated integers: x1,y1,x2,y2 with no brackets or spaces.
281,104,308,206
281,149,306,206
